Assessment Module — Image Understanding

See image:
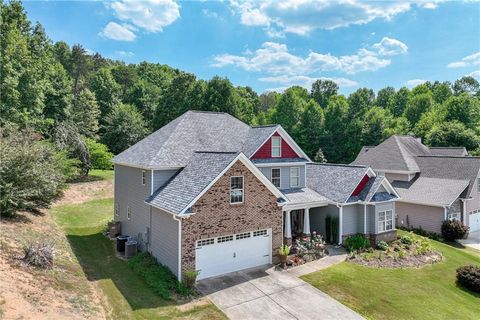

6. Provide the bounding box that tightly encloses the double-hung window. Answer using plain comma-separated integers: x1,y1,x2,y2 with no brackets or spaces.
230,176,244,204
271,168,281,188
448,212,461,221
271,136,281,157
141,170,146,186
290,167,300,188
378,210,393,232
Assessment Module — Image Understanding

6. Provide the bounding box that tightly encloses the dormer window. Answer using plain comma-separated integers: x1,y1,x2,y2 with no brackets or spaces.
272,136,281,157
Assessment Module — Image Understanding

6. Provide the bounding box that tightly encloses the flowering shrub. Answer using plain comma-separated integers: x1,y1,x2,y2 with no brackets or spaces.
294,231,326,260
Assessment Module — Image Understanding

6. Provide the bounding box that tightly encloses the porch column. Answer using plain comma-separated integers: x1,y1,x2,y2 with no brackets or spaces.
339,206,343,244
285,210,292,239
303,208,310,235
363,204,367,234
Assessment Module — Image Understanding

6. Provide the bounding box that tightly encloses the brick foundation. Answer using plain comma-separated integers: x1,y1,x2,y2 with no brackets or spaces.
369,230,397,244
180,161,283,278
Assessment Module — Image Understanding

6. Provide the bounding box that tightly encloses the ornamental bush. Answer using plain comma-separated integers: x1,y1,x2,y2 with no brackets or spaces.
0,126,77,216
344,234,370,252
456,265,480,293
84,138,113,170
441,220,469,241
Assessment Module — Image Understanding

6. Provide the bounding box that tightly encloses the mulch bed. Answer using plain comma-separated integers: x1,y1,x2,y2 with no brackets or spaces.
348,235,443,268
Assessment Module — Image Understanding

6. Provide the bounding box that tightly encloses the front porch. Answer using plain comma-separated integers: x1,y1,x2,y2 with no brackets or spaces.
283,202,398,247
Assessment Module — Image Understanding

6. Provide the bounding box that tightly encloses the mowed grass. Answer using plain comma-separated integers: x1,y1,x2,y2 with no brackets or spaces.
302,231,480,320
51,198,225,320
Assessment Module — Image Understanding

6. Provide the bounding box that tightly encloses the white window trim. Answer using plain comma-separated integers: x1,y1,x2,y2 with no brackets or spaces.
230,176,244,204
271,168,281,188
290,167,300,188
141,170,146,186
271,136,282,158
377,210,393,233
447,212,461,221
127,206,131,220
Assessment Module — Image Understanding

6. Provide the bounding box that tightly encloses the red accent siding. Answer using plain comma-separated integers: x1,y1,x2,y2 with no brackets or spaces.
351,175,370,196
251,132,300,159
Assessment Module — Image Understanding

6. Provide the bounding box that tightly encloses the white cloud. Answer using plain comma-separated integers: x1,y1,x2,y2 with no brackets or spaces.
372,37,408,56
115,50,135,57
109,0,180,33
212,38,406,75
259,75,358,88
203,9,223,21
447,51,480,68
99,22,137,41
468,70,480,79
407,79,427,87
229,0,415,36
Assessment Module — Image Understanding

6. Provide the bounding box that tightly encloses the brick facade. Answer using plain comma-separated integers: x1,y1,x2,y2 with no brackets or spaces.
180,160,283,275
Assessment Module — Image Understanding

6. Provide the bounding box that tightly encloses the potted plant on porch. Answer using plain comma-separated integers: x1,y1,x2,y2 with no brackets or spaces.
278,245,290,268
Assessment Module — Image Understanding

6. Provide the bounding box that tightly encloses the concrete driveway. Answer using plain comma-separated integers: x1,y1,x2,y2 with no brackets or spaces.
197,249,363,320
458,230,480,250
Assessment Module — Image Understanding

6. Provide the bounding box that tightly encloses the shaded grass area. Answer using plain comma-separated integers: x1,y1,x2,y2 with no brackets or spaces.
71,169,114,183
52,198,225,320
302,231,480,320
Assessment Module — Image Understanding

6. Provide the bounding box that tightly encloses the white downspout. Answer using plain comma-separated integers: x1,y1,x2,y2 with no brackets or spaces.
443,206,448,221
173,215,182,281
338,205,343,245
364,203,367,234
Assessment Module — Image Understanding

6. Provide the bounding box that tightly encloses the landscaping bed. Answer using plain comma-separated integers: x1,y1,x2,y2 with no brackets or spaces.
280,232,328,268
348,233,443,268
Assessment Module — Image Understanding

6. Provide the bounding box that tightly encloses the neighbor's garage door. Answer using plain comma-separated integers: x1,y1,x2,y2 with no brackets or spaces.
470,210,480,232
195,229,271,280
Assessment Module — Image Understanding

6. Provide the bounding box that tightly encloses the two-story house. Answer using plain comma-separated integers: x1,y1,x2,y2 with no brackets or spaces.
113,111,399,280
352,135,480,235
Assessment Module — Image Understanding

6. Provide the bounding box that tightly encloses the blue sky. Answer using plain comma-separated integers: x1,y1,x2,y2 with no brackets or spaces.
23,0,480,94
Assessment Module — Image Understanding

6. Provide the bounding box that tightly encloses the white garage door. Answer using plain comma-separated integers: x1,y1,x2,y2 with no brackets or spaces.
469,210,480,232
195,229,271,280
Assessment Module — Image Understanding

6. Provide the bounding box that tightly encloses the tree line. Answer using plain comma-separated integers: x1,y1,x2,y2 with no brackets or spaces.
1,1,479,214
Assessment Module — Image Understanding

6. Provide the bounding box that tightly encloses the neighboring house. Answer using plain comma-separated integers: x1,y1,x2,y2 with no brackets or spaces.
113,111,399,280
352,135,480,234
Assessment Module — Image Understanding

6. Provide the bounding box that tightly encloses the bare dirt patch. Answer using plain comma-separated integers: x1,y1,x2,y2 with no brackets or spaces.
54,179,113,206
0,178,112,319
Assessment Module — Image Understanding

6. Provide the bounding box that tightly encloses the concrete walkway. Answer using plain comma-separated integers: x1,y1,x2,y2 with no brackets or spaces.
458,230,480,250
197,247,363,320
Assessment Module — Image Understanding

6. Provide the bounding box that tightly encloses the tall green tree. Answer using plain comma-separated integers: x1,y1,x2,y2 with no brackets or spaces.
376,87,395,109
298,99,325,158
442,93,480,130
271,88,306,134
426,121,480,151
90,67,121,121
453,76,480,96
71,88,100,138
310,79,338,108
348,88,375,119
102,103,148,154
391,87,410,117
404,92,434,126
202,76,239,115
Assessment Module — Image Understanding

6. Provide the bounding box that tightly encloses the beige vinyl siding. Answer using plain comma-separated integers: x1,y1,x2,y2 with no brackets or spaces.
396,201,444,233
114,165,152,250
150,207,180,278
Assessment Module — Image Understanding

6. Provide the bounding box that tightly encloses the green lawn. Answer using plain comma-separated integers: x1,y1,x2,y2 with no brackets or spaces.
71,169,114,183
302,231,480,320
51,198,225,320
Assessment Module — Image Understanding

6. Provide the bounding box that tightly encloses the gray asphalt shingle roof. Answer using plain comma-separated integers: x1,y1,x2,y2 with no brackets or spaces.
352,135,431,172
306,163,369,203
429,147,468,156
113,112,298,168
281,187,329,205
415,155,480,197
392,177,469,206
146,152,239,215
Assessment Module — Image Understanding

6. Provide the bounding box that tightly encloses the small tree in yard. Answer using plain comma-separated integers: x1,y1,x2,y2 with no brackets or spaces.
456,265,480,293
441,220,469,241
84,138,113,170
0,126,76,216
